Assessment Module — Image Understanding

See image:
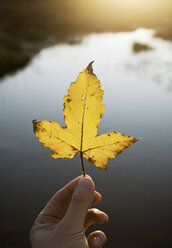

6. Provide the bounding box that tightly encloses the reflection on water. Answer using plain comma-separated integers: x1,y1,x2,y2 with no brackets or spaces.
0,29,172,248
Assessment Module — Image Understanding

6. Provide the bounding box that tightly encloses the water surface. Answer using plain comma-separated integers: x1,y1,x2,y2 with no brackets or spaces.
0,29,172,248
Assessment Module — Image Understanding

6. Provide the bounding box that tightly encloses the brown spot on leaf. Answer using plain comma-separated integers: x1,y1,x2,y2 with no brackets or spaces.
87,61,96,76
32,119,37,124
32,120,38,133
88,157,96,164
33,125,37,133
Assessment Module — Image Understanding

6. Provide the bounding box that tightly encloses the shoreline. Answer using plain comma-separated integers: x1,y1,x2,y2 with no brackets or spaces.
1,0,172,79
1,26,172,80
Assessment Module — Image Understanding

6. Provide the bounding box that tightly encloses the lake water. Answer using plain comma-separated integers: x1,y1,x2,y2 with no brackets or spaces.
0,28,172,248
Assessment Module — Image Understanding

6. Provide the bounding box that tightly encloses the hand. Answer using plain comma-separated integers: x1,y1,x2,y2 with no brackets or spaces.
30,175,108,248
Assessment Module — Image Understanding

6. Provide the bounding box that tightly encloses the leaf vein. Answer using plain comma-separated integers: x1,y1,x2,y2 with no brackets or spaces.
83,141,129,152
43,129,79,151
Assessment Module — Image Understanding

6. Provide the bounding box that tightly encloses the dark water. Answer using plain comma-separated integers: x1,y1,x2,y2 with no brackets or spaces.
0,29,172,248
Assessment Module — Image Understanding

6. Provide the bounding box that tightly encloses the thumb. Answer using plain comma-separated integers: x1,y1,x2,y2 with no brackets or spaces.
62,175,94,231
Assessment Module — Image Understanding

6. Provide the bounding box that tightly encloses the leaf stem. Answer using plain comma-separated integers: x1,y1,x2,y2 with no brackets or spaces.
80,152,85,177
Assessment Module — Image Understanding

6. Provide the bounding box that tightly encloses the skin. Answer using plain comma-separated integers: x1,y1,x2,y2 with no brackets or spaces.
30,175,108,248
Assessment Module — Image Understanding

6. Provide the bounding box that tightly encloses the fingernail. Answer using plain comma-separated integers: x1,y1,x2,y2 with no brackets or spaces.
93,236,101,247
75,178,92,192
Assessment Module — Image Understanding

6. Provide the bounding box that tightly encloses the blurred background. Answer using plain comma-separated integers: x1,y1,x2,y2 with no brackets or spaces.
0,0,172,247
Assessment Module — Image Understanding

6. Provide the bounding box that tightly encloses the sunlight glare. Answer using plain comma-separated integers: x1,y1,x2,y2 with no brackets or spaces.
105,0,156,7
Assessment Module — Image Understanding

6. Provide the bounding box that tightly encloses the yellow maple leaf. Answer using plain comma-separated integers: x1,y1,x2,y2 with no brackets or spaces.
33,62,138,175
